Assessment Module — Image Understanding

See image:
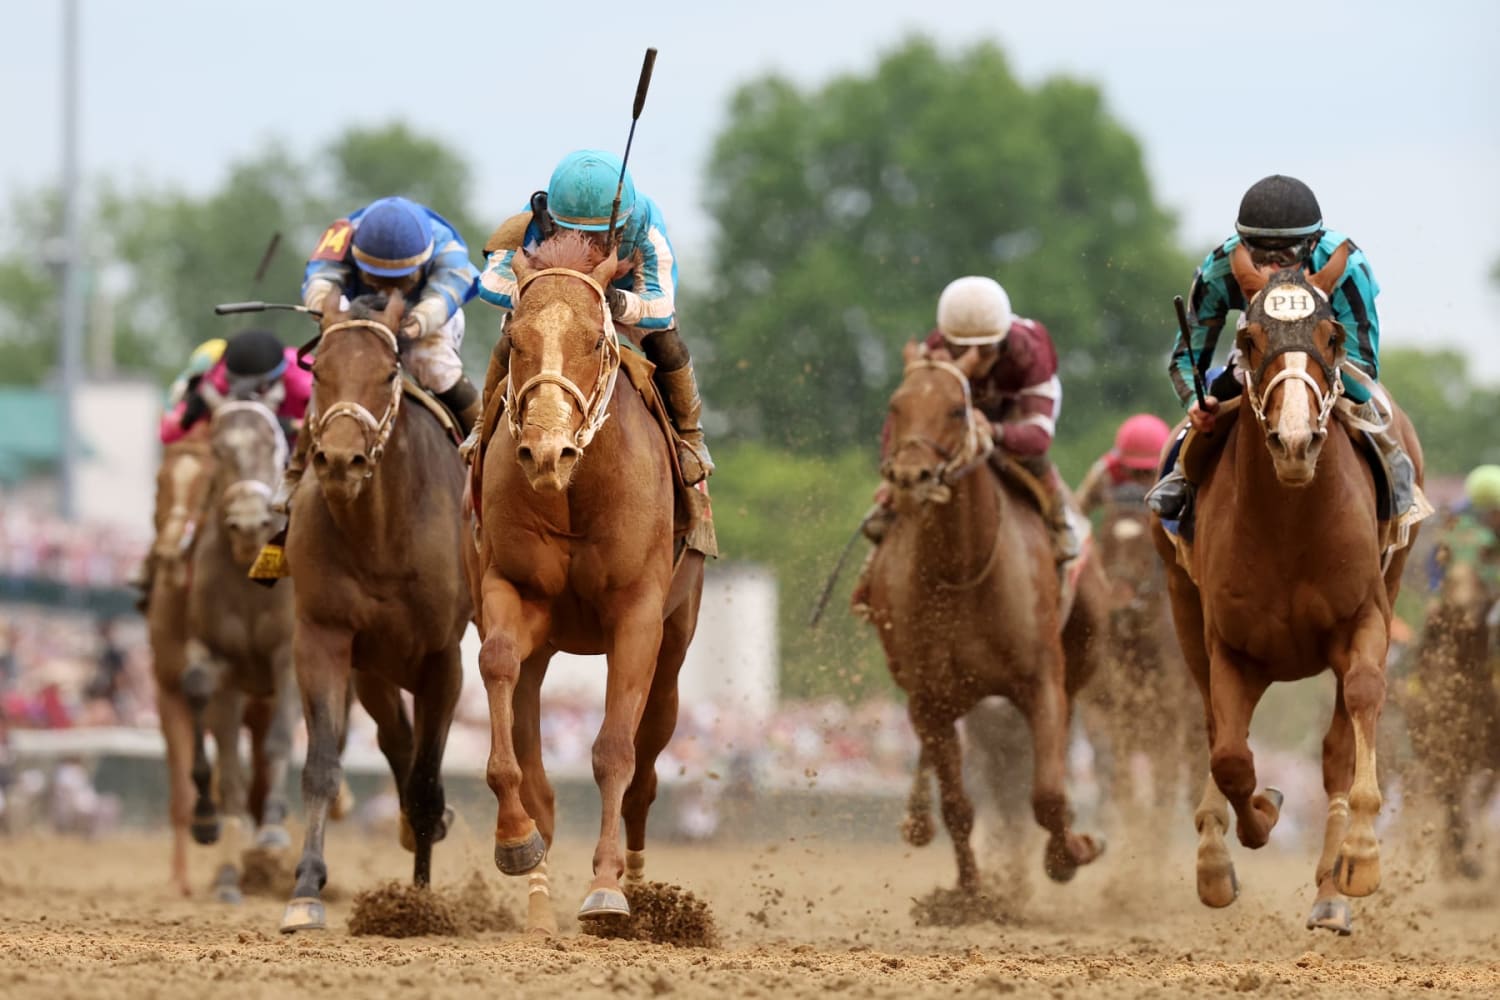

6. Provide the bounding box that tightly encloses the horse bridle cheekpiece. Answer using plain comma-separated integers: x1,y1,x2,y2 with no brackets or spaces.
1239,270,1344,431
213,401,290,502
308,319,404,475
506,267,621,449
891,356,995,503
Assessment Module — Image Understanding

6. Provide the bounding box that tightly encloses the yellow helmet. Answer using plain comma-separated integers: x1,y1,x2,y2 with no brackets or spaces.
187,338,228,377
1464,464,1500,512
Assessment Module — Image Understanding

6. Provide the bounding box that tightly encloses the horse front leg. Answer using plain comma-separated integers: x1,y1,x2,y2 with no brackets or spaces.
1333,603,1389,898
477,569,551,876
280,620,351,933
252,643,299,851
181,640,223,847
1309,682,1355,934
514,650,559,935
577,600,664,921
1020,655,1105,883
902,744,936,847
206,684,248,904
913,707,979,894
1206,640,1282,849
404,645,462,888
156,685,196,896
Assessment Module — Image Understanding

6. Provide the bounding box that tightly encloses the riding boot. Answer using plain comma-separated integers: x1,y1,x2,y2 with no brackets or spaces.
1347,400,1427,527
1040,464,1085,565
642,329,715,485
1145,465,1193,520
436,374,482,438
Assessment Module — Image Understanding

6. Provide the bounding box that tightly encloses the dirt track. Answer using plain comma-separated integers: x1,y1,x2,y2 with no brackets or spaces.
1,816,1497,998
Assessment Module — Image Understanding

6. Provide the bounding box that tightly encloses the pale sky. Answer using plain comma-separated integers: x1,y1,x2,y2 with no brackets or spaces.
4,0,1498,373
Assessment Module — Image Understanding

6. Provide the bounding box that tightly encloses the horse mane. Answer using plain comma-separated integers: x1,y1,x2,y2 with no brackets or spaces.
347,292,393,319
526,230,607,272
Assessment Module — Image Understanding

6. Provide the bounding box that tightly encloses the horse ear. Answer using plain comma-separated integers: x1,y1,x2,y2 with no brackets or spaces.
1229,241,1269,299
1309,241,1351,297
901,339,924,366
382,287,406,331
511,249,534,287
612,252,637,284
589,250,618,291
320,286,345,324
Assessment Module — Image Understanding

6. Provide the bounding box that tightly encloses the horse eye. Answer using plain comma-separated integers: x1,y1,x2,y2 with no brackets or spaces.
386,370,399,383
949,406,967,420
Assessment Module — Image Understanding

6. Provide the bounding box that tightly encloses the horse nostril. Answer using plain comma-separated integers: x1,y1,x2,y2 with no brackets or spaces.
312,451,328,468
349,453,368,468
1266,431,1283,450
517,445,534,465
916,468,932,482
559,446,580,464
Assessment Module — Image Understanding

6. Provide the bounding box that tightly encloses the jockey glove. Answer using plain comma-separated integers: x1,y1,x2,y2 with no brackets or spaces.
607,287,629,322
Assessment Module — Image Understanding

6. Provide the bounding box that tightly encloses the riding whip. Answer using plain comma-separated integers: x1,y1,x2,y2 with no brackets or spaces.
605,47,658,250
1173,294,1208,409
807,520,868,629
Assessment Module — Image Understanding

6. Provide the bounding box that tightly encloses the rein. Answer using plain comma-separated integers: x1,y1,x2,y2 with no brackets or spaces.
306,318,404,474
506,266,621,450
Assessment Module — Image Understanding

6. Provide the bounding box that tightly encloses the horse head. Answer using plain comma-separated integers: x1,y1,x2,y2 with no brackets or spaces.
506,230,631,493
1097,492,1164,631
880,340,994,506
306,288,407,505
1230,241,1352,485
207,399,288,567
152,433,215,582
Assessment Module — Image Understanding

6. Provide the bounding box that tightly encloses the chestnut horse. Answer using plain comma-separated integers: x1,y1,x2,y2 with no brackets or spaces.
145,429,215,896
279,290,471,932
867,340,1107,893
1151,243,1424,935
181,400,299,903
470,230,704,931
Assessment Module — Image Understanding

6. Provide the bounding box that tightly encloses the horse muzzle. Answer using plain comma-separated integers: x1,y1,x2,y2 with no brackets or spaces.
1266,427,1325,486
515,426,581,494
312,443,373,503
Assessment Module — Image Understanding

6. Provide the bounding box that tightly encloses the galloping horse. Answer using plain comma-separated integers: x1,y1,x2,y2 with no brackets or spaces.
181,399,299,902
470,230,705,931
866,340,1107,893
279,290,471,932
1151,242,1425,935
145,429,215,896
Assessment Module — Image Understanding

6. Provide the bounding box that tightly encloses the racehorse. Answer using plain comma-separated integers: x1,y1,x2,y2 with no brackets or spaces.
866,339,1108,893
181,399,299,902
145,429,215,896
1151,241,1425,935
279,290,471,932
469,229,705,932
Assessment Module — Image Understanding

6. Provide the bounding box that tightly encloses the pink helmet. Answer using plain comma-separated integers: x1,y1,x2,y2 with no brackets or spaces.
1113,414,1171,471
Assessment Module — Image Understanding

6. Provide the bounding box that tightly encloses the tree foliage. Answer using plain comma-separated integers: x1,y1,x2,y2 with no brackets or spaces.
691,37,1191,455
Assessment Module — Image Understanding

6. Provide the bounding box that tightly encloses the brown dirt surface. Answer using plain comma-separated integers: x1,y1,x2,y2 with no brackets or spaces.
581,879,719,947
1,816,1497,999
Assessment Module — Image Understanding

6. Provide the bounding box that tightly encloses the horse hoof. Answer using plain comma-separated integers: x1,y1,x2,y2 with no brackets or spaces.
214,884,244,905
902,815,936,848
191,817,221,846
1333,847,1381,898
255,825,291,851
577,888,631,920
1198,862,1240,908
279,897,327,933
1260,787,1285,815
399,806,457,852
1306,897,1353,935
494,829,547,876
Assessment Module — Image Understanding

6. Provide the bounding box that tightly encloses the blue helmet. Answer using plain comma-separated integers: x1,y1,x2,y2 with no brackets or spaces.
351,197,434,277
546,150,635,232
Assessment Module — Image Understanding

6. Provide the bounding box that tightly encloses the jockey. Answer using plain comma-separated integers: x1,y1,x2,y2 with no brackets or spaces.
273,195,482,512
1075,413,1171,518
1426,465,1500,593
474,149,713,485
159,329,311,445
1147,174,1417,523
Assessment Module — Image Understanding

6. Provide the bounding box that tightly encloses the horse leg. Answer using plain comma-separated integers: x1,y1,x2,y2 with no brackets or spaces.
206,684,247,904
281,620,352,933
514,649,558,935
403,646,462,888
577,603,665,920
353,673,417,847
902,745,936,847
244,697,273,829
919,711,980,894
1333,603,1389,897
157,686,195,896
1206,643,1281,849
1194,768,1238,907
477,569,552,875
252,645,299,851
1308,684,1355,934
181,641,223,846
1019,665,1105,882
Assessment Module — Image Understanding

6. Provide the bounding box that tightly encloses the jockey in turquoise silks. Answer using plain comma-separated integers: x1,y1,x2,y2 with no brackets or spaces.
1146,174,1419,524
475,149,713,485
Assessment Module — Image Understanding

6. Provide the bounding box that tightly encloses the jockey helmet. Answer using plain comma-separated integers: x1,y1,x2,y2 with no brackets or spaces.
1235,175,1322,246
222,329,288,400
187,338,227,379
546,150,635,232
1464,465,1500,512
1112,414,1171,471
351,197,434,277
936,276,1013,346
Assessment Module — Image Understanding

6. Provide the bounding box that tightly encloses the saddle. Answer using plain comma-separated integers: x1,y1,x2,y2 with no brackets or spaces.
465,348,718,560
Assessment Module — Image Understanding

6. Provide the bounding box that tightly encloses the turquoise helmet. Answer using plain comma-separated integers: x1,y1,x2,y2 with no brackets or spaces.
546,150,635,232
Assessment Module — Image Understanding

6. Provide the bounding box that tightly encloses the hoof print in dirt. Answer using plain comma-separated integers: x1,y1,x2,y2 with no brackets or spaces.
349,876,520,938
580,881,719,948
911,885,1020,928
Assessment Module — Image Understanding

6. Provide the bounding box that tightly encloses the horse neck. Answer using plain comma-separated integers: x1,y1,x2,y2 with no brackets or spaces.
322,413,418,550
908,467,1005,582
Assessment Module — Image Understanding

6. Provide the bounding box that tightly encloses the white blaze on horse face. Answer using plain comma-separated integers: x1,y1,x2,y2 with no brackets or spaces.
525,301,579,432
1271,353,1317,463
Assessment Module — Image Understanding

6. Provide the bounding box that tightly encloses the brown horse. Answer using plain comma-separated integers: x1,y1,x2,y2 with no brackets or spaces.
866,340,1107,893
278,290,471,933
470,230,704,931
181,399,299,903
1151,242,1424,935
1405,532,1500,880
145,428,216,896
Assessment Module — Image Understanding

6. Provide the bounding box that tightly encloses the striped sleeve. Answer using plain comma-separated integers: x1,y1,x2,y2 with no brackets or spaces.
1169,241,1240,408
1327,239,1381,380
477,248,521,312
613,220,677,331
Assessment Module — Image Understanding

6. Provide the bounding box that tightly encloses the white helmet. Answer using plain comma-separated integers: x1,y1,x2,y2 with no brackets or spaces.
936,276,1013,346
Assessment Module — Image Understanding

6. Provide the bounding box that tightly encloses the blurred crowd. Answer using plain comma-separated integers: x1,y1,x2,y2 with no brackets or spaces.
0,505,146,591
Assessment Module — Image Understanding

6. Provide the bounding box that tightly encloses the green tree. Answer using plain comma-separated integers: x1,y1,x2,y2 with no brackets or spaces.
1381,346,1500,476
0,191,62,385
690,36,1190,455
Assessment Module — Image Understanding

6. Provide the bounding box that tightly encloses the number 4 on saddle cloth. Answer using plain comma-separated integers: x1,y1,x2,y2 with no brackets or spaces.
1153,365,1432,580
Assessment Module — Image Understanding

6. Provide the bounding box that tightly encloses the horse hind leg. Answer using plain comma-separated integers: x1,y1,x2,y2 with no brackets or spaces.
1332,605,1389,898
402,646,463,889
250,646,299,851
902,746,937,847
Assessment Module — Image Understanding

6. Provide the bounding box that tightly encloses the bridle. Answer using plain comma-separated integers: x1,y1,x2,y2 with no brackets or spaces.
505,267,621,450
212,401,289,507
1238,281,1344,434
306,318,404,475
887,358,994,504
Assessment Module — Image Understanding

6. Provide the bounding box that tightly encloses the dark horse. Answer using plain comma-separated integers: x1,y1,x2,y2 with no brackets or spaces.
1152,242,1425,935
469,230,704,932
279,290,471,932
866,340,1108,893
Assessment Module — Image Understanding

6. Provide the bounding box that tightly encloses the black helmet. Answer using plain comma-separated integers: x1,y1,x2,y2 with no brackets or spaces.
1235,175,1322,244
223,329,286,379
